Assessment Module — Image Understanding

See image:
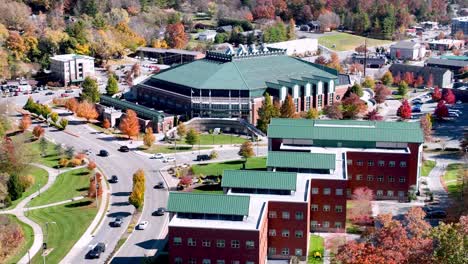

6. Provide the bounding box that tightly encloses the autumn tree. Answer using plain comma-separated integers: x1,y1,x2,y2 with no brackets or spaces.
102,118,111,129
374,84,391,104
179,176,193,187
80,77,100,103
415,75,424,87
314,56,327,65
454,31,464,40
324,103,343,119
361,76,375,89
403,72,414,86
364,109,383,121
177,122,187,138
393,72,401,85
397,99,412,119
327,52,342,72
65,98,78,113
18,114,31,132
32,125,45,139
165,22,187,49
432,87,442,101
349,83,363,97
431,215,468,264
355,44,368,54
349,63,364,74
106,74,119,96
76,101,98,122
185,128,199,148
380,71,393,86
342,93,367,119
426,74,434,88
287,18,295,40
280,94,296,118
398,81,409,96
119,109,140,139
257,93,276,133
350,187,374,225
143,127,155,148
434,100,448,118
238,141,254,167
131,63,141,78
442,88,456,104
420,114,432,142
305,108,319,119
129,169,145,209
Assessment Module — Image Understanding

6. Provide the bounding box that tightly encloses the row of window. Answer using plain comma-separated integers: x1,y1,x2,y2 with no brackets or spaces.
311,204,343,213
268,247,303,256
268,211,304,220
268,229,304,238
376,190,406,197
311,187,343,196
311,221,343,228
174,259,254,264
348,159,407,168
349,175,406,183
173,238,255,249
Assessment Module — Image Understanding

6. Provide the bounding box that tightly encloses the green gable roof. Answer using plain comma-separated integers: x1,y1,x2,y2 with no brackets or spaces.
152,54,337,91
167,192,250,216
267,151,336,170
222,170,297,191
268,119,424,143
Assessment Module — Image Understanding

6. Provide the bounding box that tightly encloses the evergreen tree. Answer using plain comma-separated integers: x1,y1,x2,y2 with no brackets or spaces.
83,0,98,17
81,77,100,103
106,75,119,96
7,174,24,201
257,93,274,133
280,94,296,118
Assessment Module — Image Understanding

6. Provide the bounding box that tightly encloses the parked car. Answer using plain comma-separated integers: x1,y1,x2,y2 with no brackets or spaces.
196,154,210,161
87,243,106,259
112,217,123,227
163,157,175,163
65,89,74,93
137,221,149,230
412,107,421,113
426,210,447,219
60,93,69,97
45,91,54,96
118,146,130,152
109,175,118,183
99,150,109,157
153,207,166,216
448,109,462,114
448,112,459,118
151,153,164,159
154,181,164,189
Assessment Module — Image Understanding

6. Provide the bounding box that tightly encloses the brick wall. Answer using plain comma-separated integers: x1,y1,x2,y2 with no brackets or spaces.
309,179,347,232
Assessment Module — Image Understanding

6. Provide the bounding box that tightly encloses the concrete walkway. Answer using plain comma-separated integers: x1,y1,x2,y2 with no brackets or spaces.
425,155,450,208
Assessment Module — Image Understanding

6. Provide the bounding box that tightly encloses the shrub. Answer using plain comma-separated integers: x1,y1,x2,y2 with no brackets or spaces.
209,150,219,160
59,119,68,130
69,158,83,167
58,158,69,168
19,174,35,190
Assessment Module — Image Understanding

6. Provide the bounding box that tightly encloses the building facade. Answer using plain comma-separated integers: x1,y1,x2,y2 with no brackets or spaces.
451,16,468,35
389,64,453,88
50,54,95,86
390,41,426,60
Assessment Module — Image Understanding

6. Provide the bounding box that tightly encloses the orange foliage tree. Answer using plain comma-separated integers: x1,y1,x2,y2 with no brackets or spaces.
32,125,45,139
102,118,111,129
18,114,31,132
165,22,187,49
76,101,99,122
119,109,140,139
65,98,78,113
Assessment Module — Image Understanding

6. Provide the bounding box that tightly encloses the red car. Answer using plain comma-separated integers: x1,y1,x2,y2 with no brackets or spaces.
61,93,69,97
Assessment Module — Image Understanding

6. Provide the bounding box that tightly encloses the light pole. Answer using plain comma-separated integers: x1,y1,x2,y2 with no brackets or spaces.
43,221,56,264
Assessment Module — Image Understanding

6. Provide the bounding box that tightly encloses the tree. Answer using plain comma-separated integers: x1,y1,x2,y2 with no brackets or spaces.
65,98,78,113
131,63,141,78
415,75,424,87
143,127,155,148
426,74,434,88
59,119,68,130
179,176,192,186
80,77,100,103
397,99,412,119
238,141,254,163
393,72,401,85
87,161,97,171
76,101,98,122
398,81,409,96
7,173,24,201
49,112,59,124
177,122,187,138
102,118,111,129
32,125,45,139
280,94,296,118
19,174,34,190
349,63,364,74
403,72,415,86
374,84,391,104
434,100,448,118
355,44,368,54
314,56,327,65
349,83,364,97
420,114,432,142
18,114,31,132
165,22,187,49
119,109,140,139
129,169,145,209
442,88,456,104
185,128,199,148
454,31,464,40
342,94,367,119
54,143,63,157
287,19,295,40
106,75,119,96
65,146,75,159
361,76,375,89
209,150,218,160
327,52,342,72
324,104,343,119
257,93,275,133
305,108,319,119
365,109,383,121
432,87,442,101
381,71,394,86
431,216,468,264
39,137,48,157
349,187,374,225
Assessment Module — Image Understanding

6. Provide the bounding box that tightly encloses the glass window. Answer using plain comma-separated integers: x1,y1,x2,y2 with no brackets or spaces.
311,187,319,194
357,160,364,166
295,248,303,256
217,261,225,264
398,191,405,197
323,205,330,212
335,222,342,228
323,188,331,195
216,240,225,248
336,189,343,195
387,190,394,197
295,211,304,220
202,240,211,247
368,160,374,166
389,176,395,182
232,262,240,264
356,175,363,181
174,237,182,245
347,189,352,197
295,230,303,238
347,159,353,165
335,205,343,213
268,247,276,255
268,211,277,218
323,221,330,228
175,257,183,264
348,174,352,180
246,240,255,249
367,175,374,181
311,221,318,228
231,240,240,248
377,190,383,197
188,238,196,246
400,161,407,167
281,248,289,256
311,204,318,211
282,230,290,237
246,262,254,264
203,260,211,264
378,160,385,167
269,229,276,236
377,175,384,182
399,177,406,183
189,258,197,264
282,211,290,219
389,161,395,167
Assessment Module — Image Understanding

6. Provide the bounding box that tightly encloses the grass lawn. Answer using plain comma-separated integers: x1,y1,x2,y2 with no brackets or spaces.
4,215,34,264
421,160,436,177
5,165,49,210
142,145,213,154
318,32,391,51
443,163,463,196
308,235,325,263
191,157,267,176
8,132,61,168
178,134,249,145
27,200,98,264
28,168,90,207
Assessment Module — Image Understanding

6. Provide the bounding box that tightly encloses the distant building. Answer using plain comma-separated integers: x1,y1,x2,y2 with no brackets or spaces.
50,54,95,86
265,38,318,56
390,41,426,60
426,56,468,73
420,21,439,30
427,39,464,51
198,30,217,42
451,16,468,35
389,64,453,88
351,54,387,68
134,47,205,65
216,25,233,33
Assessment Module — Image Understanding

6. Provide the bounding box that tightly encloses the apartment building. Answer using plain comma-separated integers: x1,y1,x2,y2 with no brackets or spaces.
50,54,95,86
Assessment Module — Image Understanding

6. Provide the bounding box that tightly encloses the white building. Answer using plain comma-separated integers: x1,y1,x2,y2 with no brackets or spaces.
266,38,318,56
198,30,217,42
390,41,426,60
50,54,95,86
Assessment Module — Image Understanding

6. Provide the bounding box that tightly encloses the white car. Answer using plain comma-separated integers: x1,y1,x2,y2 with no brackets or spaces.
151,153,164,159
163,157,176,163
448,112,459,118
137,221,149,230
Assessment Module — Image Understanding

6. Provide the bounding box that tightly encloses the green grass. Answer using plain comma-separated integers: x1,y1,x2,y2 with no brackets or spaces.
178,134,249,145
308,235,324,264
191,157,267,176
4,215,34,264
28,139,61,168
27,200,98,264
318,32,391,51
28,168,90,207
5,165,49,210
443,163,463,196
421,160,436,177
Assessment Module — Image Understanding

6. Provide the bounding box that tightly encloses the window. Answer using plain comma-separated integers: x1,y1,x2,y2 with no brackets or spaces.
232,262,240,264
378,160,385,167
175,257,183,264
282,211,290,219
399,177,406,183
335,222,342,228
318,95,323,108
387,190,394,197
357,160,364,166
202,240,211,247
323,221,330,228
295,249,303,256
246,240,255,249
203,260,211,264
268,211,277,218
311,221,318,228
217,261,225,264
356,175,363,181
281,248,290,256
173,237,182,246
312,187,319,194
295,230,304,238
389,176,395,182
398,191,405,197
268,247,276,255
368,160,374,166
347,159,353,165
246,262,254,264
323,188,331,195
216,240,225,248
348,174,352,180
295,211,304,220
335,205,343,213
336,189,343,196
367,175,374,181
305,96,311,111
400,161,407,167
189,258,197,264
377,190,383,197
347,189,352,197
323,205,330,212
389,161,396,167
311,204,319,211
282,230,290,237
377,175,384,182
188,238,196,246
231,240,240,248
268,229,276,236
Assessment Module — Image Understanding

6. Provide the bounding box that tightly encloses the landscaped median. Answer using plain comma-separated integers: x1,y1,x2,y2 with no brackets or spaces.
308,235,325,264
442,163,464,197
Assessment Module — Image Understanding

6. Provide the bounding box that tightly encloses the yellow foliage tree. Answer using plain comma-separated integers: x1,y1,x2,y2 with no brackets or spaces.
151,39,169,49
143,127,155,148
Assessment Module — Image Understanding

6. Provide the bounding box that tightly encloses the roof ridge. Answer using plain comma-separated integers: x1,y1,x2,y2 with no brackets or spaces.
232,59,251,90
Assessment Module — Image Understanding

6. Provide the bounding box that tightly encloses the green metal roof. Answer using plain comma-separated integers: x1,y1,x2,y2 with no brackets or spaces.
222,170,297,191
267,119,424,143
100,95,165,121
151,54,337,91
440,55,468,61
167,192,250,216
267,151,336,170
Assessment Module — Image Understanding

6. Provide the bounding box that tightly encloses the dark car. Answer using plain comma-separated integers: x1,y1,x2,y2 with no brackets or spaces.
412,107,421,113
65,90,74,93
196,154,210,161
112,217,123,227
45,92,54,96
109,175,118,183
99,150,109,157
154,181,164,189
153,207,166,216
118,146,130,152
87,243,106,259
426,210,447,219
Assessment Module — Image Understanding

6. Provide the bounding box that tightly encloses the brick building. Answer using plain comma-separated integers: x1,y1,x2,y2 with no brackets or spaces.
166,118,424,263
